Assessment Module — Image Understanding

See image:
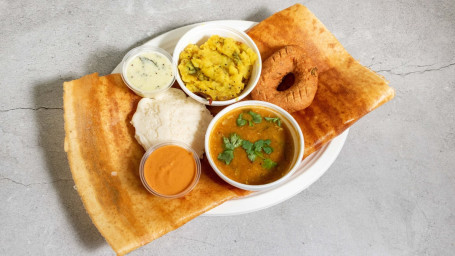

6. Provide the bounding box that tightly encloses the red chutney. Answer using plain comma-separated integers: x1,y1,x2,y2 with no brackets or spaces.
143,145,197,195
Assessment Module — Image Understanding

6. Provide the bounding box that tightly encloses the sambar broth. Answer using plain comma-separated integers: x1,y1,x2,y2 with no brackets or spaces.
209,106,295,185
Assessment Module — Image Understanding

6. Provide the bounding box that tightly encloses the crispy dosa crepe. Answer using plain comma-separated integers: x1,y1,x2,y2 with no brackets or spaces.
63,4,394,255
64,73,248,255
247,4,395,157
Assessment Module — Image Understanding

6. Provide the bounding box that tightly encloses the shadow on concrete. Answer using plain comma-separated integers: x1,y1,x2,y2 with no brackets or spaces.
96,25,182,75
245,7,272,23
83,47,127,76
30,14,271,249
33,76,105,251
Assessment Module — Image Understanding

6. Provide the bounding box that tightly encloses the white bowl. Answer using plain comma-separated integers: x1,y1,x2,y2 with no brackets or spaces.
172,23,262,106
204,101,304,191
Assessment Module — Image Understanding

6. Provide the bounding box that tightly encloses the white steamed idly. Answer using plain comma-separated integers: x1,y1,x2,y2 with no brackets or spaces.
131,88,213,158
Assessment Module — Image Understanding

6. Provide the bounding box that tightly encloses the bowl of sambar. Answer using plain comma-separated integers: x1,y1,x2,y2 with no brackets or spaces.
205,101,304,191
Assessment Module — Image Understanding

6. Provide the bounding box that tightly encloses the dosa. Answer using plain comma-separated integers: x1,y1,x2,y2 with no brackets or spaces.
63,3,394,255
63,73,248,255
247,4,394,157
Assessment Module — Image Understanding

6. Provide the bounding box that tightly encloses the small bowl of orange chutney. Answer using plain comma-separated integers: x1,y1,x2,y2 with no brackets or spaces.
205,101,304,191
139,141,201,198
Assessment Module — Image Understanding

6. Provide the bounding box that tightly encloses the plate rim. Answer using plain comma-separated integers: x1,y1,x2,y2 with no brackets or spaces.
111,20,349,216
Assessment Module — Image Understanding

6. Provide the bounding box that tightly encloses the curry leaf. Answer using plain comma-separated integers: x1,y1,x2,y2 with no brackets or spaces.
139,56,158,67
232,52,241,64
310,67,318,76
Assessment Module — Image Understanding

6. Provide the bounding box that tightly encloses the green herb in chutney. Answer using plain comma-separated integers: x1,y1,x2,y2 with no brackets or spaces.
139,56,158,68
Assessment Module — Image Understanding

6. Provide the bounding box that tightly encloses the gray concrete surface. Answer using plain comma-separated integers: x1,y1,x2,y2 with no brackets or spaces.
1,0,454,255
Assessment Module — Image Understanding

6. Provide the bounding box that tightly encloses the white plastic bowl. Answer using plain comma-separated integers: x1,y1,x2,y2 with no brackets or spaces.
139,141,201,198
172,23,262,106
205,101,304,191
121,45,176,98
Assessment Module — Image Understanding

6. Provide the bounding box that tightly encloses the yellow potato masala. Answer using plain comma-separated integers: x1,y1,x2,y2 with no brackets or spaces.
178,35,257,101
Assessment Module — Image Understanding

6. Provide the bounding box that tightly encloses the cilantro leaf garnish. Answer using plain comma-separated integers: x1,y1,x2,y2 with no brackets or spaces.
236,113,247,127
218,150,234,165
248,111,262,124
265,117,281,127
237,111,262,127
241,140,256,161
222,133,242,150
241,140,254,152
218,133,276,169
242,139,273,163
222,137,231,149
229,133,243,148
263,158,278,169
218,133,243,165
253,140,264,151
263,147,273,154
262,139,273,154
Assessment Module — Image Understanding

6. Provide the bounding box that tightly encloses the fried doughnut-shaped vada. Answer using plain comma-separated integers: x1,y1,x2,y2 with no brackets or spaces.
251,45,318,113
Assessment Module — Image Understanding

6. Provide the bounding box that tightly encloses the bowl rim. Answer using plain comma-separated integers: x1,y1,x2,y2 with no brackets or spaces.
139,140,201,198
121,45,176,98
204,100,305,191
172,23,262,106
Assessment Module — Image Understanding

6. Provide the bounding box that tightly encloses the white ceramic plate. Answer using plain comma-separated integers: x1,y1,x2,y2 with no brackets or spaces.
112,20,349,216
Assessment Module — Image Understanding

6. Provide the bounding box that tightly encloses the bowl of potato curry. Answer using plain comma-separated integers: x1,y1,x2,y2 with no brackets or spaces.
205,101,304,191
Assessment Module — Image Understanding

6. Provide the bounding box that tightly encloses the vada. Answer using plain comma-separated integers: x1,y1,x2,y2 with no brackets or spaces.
251,45,318,113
